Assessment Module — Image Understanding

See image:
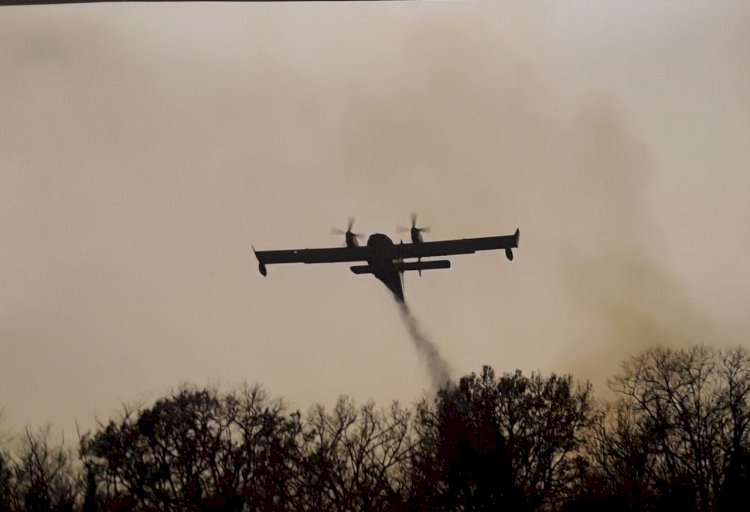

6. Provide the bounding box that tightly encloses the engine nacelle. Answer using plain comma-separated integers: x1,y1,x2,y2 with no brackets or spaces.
259,263,267,276
505,248,514,261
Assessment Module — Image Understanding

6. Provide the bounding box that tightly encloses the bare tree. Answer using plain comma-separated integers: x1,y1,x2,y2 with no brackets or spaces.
0,446,13,512
10,427,80,512
584,346,750,512
295,397,415,512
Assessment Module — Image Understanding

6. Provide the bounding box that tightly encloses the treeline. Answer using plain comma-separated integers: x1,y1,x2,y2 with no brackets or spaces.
1,345,750,511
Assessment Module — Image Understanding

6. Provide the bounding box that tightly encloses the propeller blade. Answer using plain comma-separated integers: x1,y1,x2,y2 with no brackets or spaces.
419,227,431,233
399,239,405,291
331,227,346,235
396,227,410,233
410,213,417,228
348,217,355,231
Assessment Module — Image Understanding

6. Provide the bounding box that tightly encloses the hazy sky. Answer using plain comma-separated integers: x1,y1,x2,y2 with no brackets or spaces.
2,1,749,436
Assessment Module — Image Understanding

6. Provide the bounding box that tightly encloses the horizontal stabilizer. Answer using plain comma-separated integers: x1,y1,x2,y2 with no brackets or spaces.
350,259,451,275
396,259,451,272
350,265,374,275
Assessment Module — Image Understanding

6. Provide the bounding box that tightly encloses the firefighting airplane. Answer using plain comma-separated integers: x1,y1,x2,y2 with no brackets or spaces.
253,215,519,303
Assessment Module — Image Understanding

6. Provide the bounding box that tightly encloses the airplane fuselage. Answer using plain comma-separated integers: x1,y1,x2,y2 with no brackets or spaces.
365,233,405,302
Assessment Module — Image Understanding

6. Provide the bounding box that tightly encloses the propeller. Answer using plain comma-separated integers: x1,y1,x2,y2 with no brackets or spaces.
398,213,430,276
397,213,430,235
331,217,364,247
399,239,405,292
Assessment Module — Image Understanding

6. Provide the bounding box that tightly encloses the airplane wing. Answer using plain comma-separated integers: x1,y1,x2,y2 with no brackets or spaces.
254,245,372,275
397,228,520,260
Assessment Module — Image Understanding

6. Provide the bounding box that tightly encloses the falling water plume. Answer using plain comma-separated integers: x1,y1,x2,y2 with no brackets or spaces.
396,301,452,389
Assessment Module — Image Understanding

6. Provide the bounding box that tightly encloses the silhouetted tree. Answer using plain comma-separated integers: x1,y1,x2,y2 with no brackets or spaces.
410,366,593,511
715,348,750,511
0,449,13,512
81,384,301,511
569,398,687,512
581,346,750,512
79,466,98,512
11,427,79,512
4,345,749,511
295,397,414,511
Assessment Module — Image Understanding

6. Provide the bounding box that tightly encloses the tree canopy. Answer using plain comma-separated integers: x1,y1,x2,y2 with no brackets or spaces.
2,345,749,511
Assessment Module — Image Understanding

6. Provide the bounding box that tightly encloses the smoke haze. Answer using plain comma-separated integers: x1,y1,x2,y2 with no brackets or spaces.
1,2,749,434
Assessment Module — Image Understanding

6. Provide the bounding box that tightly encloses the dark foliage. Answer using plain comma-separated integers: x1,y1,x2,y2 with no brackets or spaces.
409,366,592,511
1,345,750,511
79,384,300,511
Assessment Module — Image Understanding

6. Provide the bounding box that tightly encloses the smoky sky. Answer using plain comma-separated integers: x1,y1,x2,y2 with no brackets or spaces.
1,2,750,436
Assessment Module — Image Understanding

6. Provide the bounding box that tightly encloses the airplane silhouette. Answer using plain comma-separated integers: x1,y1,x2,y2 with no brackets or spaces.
254,216,519,303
